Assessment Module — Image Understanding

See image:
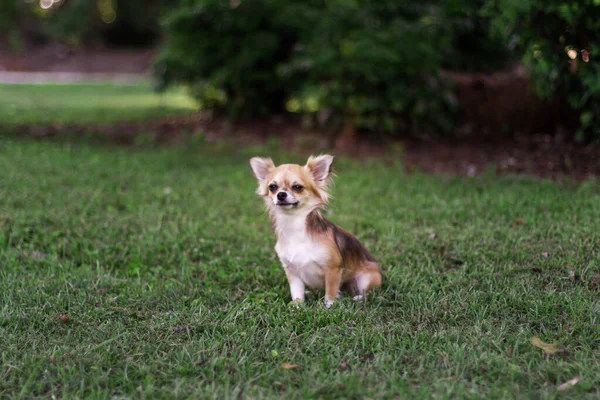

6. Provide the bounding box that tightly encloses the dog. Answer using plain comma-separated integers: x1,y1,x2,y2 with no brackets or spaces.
250,154,382,307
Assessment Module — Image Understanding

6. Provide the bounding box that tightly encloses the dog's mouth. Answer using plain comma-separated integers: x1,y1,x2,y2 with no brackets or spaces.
276,201,299,208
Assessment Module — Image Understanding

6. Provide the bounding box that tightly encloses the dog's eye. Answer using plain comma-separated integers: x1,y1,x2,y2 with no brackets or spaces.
269,184,278,192
291,185,303,192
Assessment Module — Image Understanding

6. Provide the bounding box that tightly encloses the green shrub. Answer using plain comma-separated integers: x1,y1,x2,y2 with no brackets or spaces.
286,1,457,135
0,2,18,34
155,0,301,119
1,0,165,48
485,0,600,141
442,0,513,72
157,0,468,133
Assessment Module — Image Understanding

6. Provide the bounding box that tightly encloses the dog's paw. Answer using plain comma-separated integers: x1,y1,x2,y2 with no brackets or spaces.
324,298,335,308
289,298,305,309
352,295,364,301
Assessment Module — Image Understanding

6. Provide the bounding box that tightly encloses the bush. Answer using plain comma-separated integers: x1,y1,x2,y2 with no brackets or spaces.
286,1,457,135
0,2,18,34
156,1,533,134
1,0,165,48
155,0,301,119
485,0,600,141
442,0,513,72
157,0,469,133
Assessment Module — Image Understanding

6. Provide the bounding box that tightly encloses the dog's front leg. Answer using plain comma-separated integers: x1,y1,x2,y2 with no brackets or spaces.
284,268,305,303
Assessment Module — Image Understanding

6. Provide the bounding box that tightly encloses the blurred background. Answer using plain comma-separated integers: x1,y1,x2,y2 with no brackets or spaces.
0,0,598,177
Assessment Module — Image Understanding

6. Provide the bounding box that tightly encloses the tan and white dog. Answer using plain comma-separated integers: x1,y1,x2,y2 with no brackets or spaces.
250,154,382,307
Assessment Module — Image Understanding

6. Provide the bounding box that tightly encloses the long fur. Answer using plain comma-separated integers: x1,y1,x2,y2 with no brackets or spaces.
250,154,382,306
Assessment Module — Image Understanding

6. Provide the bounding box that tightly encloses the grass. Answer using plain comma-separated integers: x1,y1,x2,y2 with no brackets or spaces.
0,82,196,125
1,83,599,398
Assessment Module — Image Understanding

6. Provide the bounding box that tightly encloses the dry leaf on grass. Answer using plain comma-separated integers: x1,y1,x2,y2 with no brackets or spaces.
57,314,70,324
281,363,298,370
514,217,524,225
529,337,567,356
360,353,375,362
557,376,581,391
428,233,437,239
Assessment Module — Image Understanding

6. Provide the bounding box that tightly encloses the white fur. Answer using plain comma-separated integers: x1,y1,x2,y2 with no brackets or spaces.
288,276,306,302
273,208,329,290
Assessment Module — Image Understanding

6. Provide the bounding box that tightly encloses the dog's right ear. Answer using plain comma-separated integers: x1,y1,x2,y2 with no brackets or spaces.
249,157,275,181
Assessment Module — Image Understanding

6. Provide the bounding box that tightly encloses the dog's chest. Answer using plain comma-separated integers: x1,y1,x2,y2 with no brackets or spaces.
275,231,329,288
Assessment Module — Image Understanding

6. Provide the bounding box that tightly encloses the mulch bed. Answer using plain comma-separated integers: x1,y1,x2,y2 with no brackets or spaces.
8,114,600,181
400,135,599,180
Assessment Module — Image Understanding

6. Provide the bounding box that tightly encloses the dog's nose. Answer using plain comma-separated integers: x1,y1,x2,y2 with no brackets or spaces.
277,191,288,201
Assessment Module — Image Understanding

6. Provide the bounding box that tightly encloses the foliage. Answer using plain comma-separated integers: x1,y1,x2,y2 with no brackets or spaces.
484,0,600,141
0,1,19,34
286,1,457,134
1,137,599,397
157,0,494,134
155,0,300,119
0,0,166,47
441,0,513,72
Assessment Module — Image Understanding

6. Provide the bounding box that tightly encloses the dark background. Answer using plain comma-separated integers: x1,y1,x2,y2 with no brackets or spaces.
1,0,599,149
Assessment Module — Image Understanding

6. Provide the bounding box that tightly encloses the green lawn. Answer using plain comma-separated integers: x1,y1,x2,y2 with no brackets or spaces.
0,84,599,398
0,82,196,125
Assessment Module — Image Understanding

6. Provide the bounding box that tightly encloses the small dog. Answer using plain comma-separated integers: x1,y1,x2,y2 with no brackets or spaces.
250,154,382,307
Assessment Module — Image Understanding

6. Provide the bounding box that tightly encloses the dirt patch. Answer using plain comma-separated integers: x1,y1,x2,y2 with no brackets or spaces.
445,67,576,136
7,115,599,180
401,135,599,180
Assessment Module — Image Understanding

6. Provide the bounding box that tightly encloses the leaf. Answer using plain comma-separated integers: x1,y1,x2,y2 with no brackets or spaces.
529,337,566,355
360,353,374,362
271,349,279,357
281,363,298,370
428,233,437,239
57,314,70,324
339,361,350,370
557,376,581,391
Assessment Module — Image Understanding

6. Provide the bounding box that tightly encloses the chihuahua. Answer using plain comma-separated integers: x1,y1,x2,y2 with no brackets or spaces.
250,154,382,307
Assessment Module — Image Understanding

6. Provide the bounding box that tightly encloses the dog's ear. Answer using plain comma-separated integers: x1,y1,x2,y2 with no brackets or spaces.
250,157,275,181
305,154,334,185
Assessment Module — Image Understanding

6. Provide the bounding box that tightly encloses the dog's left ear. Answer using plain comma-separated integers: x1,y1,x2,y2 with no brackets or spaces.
305,154,334,186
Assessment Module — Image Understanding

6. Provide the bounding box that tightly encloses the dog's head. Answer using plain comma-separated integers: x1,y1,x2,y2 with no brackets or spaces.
250,155,334,213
